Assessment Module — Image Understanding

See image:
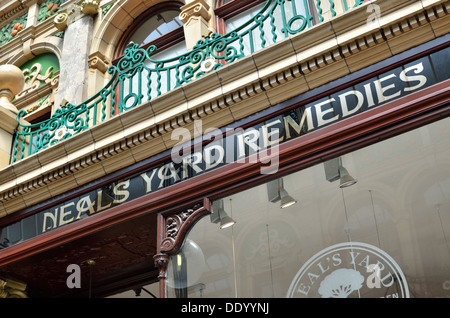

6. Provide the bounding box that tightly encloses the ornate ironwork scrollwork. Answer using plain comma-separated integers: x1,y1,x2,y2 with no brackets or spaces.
11,0,366,163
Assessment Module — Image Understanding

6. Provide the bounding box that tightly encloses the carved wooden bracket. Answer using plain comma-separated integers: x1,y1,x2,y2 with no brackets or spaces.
153,253,170,281
158,197,211,255
153,197,211,297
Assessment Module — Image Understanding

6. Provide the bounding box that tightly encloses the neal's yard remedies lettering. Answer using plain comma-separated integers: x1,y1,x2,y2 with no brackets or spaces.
287,242,410,298
0,51,444,248
282,62,427,137
36,62,431,233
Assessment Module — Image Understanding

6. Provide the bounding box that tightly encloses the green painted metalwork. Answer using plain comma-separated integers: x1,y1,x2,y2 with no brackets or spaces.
11,0,366,163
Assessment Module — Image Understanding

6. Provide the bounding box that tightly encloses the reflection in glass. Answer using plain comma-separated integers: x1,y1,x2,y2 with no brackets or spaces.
168,116,450,298
130,10,183,46
167,239,207,297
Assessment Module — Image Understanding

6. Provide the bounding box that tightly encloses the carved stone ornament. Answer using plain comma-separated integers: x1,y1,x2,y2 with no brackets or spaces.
53,0,98,31
179,0,211,25
17,62,55,98
0,64,25,114
88,52,110,73
53,11,70,31
80,0,99,16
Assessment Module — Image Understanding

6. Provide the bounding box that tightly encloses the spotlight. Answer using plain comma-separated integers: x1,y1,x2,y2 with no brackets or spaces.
267,178,297,209
279,188,297,209
219,214,236,229
339,166,357,188
324,157,357,188
211,200,236,229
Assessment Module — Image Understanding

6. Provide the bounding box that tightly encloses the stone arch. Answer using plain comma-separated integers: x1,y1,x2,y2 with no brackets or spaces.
6,39,62,67
90,0,186,63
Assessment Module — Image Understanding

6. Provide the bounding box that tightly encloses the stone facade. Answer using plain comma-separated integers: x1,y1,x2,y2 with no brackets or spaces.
0,0,449,298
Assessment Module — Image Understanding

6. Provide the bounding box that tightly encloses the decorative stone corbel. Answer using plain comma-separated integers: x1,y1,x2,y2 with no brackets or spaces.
53,10,71,31
79,0,99,16
180,0,211,23
88,51,110,73
180,0,215,51
53,0,99,31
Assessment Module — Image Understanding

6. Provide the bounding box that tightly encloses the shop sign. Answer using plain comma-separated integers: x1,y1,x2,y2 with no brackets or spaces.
287,242,410,298
1,47,448,248
32,51,427,234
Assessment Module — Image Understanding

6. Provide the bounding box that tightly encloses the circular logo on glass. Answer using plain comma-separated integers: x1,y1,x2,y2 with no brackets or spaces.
287,242,409,298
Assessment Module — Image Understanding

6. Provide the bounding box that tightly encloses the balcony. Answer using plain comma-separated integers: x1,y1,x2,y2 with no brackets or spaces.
9,0,369,163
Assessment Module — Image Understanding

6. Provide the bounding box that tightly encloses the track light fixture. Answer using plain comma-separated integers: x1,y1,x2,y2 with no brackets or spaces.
279,188,297,209
338,166,357,188
210,199,236,229
267,178,297,209
324,157,357,188
219,214,236,229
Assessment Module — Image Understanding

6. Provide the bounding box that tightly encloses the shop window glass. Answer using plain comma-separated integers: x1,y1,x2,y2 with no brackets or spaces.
7,222,21,245
430,48,450,82
21,215,37,241
0,227,9,250
168,115,450,298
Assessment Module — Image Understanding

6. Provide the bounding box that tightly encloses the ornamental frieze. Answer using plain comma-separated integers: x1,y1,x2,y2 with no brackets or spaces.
0,13,27,46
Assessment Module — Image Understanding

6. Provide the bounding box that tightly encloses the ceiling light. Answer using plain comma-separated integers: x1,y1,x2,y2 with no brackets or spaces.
219,214,236,229
339,166,358,188
267,178,298,209
279,188,297,209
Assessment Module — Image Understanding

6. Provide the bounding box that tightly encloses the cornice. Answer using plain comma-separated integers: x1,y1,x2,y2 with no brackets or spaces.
0,17,62,65
0,1,26,26
0,0,449,217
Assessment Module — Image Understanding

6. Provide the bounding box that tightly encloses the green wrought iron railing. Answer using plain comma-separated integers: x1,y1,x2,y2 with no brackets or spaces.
11,0,366,163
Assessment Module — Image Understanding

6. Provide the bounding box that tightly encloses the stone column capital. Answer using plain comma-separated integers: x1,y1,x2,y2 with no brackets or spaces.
179,0,215,51
179,0,211,24
79,0,100,16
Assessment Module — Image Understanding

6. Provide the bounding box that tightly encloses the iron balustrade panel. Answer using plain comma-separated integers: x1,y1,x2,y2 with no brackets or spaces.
11,0,366,163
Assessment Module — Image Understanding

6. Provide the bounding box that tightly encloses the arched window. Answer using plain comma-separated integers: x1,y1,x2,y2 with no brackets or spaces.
128,10,182,46
114,2,186,61
14,52,60,157
16,52,60,123
111,2,188,109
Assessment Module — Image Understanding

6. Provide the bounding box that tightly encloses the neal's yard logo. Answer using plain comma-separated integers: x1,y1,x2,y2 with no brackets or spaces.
287,242,409,298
